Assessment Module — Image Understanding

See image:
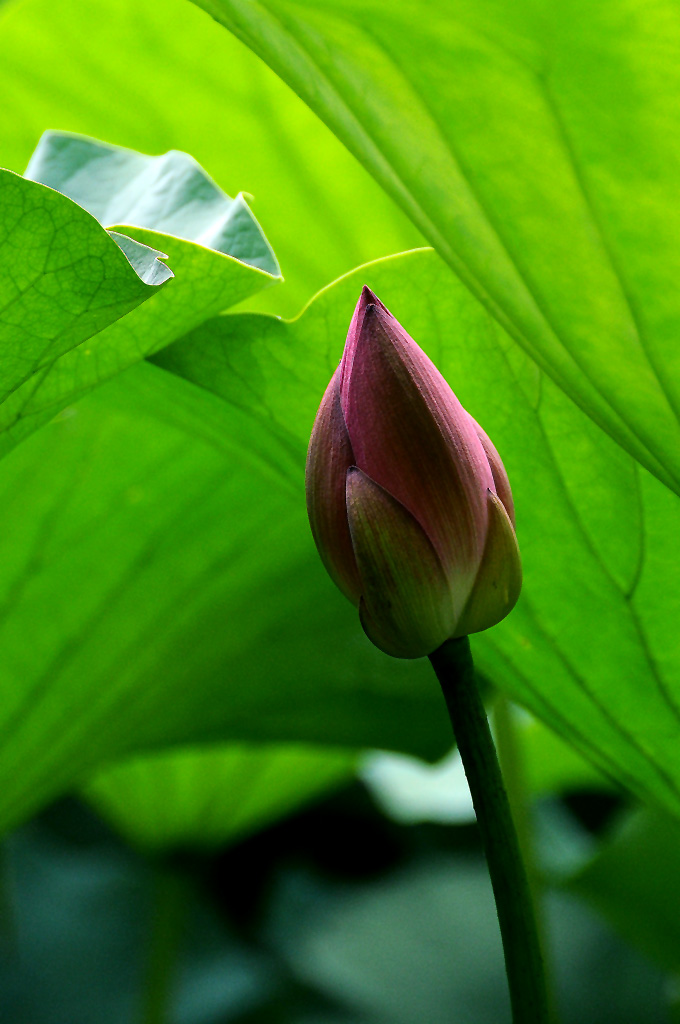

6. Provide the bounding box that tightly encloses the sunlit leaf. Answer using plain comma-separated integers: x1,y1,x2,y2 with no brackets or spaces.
3,249,680,832
0,356,445,835
157,249,680,818
193,0,680,493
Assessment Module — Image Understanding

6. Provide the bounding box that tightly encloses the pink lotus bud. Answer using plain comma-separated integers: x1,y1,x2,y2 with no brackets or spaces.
306,287,521,659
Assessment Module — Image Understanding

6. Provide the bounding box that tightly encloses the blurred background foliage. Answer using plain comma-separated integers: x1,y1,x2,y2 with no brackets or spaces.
2,0,680,1019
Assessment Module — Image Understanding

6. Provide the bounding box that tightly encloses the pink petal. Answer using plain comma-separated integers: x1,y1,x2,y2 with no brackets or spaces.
339,285,389,392
455,490,522,637
346,468,456,658
305,368,362,603
340,298,493,615
470,417,515,526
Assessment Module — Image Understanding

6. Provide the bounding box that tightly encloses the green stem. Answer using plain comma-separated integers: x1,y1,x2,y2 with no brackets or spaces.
494,693,557,1021
429,637,550,1024
141,867,187,1024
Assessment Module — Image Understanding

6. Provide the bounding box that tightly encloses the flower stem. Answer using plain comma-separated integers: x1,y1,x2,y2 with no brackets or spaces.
429,637,550,1024
494,693,558,1021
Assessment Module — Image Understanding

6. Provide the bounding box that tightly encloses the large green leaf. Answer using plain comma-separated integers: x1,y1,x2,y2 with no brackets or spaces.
156,248,680,818
3,248,680,834
84,743,356,852
191,0,680,494
0,357,445,835
0,168,169,418
0,132,279,458
0,0,421,317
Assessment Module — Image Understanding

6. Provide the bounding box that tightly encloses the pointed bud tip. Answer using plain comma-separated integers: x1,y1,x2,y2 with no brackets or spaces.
360,284,379,303
358,285,391,319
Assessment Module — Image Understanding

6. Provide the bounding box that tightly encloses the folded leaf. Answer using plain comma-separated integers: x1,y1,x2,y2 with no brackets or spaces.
25,131,279,276
0,133,280,459
0,168,168,404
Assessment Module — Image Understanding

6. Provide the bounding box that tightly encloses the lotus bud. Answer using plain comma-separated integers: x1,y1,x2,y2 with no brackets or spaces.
306,287,521,659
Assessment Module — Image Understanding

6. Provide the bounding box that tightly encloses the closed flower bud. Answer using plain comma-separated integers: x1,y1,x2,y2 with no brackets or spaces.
306,287,521,659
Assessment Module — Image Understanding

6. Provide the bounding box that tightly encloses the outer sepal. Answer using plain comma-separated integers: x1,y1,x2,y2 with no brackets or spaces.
471,417,515,526
455,490,522,638
346,467,456,658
